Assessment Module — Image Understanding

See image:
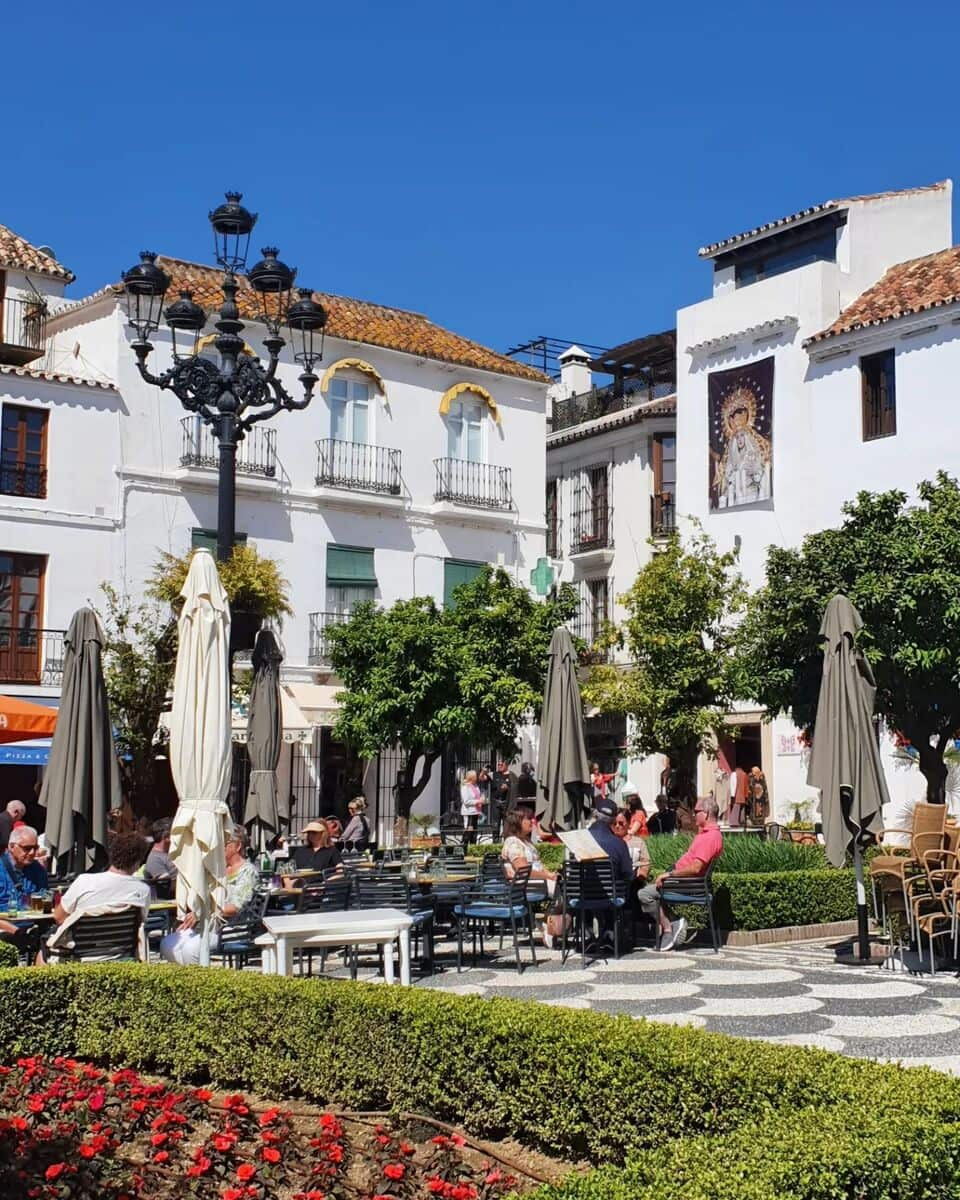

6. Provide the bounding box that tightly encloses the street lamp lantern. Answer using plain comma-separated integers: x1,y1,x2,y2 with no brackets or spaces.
248,247,296,335
121,251,170,341
123,193,323,563
164,290,206,359
287,287,327,372
208,191,257,272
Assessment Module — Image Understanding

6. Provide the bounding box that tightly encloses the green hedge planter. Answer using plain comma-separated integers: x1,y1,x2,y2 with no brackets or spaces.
0,966,959,1198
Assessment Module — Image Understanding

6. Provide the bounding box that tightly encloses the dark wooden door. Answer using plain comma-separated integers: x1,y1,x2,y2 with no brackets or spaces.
0,553,45,683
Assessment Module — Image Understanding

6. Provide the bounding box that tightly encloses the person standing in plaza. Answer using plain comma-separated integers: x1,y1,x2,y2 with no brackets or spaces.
728,764,749,827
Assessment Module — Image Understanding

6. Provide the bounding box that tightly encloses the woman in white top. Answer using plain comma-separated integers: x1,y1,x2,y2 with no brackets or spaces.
500,809,556,896
460,770,485,841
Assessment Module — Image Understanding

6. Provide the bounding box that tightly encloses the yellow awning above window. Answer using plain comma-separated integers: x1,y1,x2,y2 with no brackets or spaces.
439,381,501,425
320,357,387,397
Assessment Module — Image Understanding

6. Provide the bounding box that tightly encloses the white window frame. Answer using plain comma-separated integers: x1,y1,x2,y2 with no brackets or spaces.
327,375,373,445
445,397,486,463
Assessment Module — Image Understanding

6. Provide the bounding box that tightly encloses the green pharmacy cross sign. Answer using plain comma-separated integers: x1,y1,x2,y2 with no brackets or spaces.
530,556,555,597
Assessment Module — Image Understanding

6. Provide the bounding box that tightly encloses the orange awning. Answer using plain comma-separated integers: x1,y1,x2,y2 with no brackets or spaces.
0,695,57,744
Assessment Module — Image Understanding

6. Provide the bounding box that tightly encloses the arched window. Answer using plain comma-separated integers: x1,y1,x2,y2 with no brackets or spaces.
328,374,370,444
446,396,484,462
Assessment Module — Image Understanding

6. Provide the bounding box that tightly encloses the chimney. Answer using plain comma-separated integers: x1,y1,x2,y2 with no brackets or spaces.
557,345,592,399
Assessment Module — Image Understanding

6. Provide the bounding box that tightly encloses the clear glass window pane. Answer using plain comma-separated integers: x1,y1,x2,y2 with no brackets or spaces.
330,378,348,398
331,397,347,441
447,410,463,459
352,396,369,444
466,413,482,462
349,381,370,403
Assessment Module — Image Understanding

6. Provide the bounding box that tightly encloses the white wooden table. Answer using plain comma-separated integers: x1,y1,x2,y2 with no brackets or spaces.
259,908,415,984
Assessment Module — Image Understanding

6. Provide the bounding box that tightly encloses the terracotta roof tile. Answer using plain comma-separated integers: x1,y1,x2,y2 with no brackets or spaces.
698,181,950,259
806,245,960,345
0,363,115,391
0,223,74,282
152,257,547,384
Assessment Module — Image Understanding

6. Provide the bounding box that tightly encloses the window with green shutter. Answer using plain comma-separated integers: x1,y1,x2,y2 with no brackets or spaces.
191,529,247,554
443,558,485,609
326,545,377,617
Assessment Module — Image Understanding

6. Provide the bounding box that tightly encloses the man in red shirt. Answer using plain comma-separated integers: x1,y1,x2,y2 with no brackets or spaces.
654,796,724,950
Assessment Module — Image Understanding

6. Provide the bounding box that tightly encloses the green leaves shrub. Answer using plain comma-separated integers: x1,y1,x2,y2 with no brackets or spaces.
0,942,17,968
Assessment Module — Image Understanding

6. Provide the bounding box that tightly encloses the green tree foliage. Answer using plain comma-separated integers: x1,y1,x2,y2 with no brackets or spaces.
96,585,176,816
736,473,960,801
582,529,746,801
327,568,577,818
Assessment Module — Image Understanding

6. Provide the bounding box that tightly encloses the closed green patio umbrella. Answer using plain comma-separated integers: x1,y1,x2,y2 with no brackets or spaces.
41,607,120,873
537,627,591,830
807,594,888,958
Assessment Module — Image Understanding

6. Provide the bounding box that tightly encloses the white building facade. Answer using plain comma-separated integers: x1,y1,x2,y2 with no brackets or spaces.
675,179,958,817
546,335,676,801
0,233,549,841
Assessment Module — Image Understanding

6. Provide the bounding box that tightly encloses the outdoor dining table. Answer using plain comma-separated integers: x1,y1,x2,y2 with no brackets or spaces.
258,907,415,983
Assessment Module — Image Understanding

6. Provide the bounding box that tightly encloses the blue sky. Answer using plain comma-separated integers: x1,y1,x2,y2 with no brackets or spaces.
5,1,959,361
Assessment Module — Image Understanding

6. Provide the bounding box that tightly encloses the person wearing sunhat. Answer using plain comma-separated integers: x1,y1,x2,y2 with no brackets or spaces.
288,820,343,877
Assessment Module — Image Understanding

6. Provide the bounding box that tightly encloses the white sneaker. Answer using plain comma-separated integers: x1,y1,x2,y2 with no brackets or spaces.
671,918,688,948
659,931,676,951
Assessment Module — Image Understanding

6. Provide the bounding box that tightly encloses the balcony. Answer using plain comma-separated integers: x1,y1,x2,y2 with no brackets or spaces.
179,417,277,478
433,458,512,510
0,296,48,367
0,460,46,500
571,506,613,555
315,438,401,496
546,523,559,559
0,628,65,686
308,611,345,666
651,492,676,538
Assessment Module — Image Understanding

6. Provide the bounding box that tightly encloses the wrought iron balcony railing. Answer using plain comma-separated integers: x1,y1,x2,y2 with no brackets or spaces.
0,295,48,366
315,438,401,495
179,416,277,477
0,628,65,685
571,505,613,554
551,380,675,434
546,523,559,558
651,493,676,537
308,610,347,666
0,460,46,499
433,458,512,510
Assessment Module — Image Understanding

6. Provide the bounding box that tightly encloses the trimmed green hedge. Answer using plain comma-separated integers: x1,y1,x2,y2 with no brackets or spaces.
0,942,17,969
1,966,960,1197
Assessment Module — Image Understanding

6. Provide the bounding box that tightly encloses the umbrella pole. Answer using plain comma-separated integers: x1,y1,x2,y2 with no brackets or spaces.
198,916,212,968
852,840,871,960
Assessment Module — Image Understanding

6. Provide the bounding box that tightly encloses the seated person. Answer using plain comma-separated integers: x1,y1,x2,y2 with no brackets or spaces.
283,820,342,885
143,818,178,898
646,794,676,836
45,832,151,963
623,789,649,838
500,809,557,896
641,797,724,951
324,815,343,843
341,797,371,852
0,826,49,910
161,825,259,966
587,797,634,883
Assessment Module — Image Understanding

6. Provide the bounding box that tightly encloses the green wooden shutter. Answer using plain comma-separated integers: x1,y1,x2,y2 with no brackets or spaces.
443,558,485,609
191,528,247,553
326,545,377,587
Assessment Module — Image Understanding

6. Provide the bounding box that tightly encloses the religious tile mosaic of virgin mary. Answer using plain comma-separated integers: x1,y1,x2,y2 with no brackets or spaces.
708,357,774,511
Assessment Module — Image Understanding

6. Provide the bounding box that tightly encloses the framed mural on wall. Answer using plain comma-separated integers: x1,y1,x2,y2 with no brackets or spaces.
708,357,774,510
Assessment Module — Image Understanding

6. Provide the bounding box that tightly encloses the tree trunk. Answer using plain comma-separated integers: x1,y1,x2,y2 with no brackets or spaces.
916,738,948,804
395,750,441,820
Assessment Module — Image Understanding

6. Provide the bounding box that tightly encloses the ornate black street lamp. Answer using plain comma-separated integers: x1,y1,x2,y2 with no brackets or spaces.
122,193,327,562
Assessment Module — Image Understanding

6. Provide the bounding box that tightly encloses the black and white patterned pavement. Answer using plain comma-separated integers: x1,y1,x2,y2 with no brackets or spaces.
406,939,960,1073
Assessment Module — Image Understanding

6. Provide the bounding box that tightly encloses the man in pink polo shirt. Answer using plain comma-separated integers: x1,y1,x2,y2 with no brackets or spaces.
654,796,724,950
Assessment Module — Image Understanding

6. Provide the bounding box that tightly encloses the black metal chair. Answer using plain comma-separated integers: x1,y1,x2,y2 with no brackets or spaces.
213,890,272,970
54,908,142,963
561,859,629,967
353,874,436,975
658,860,721,952
453,863,537,973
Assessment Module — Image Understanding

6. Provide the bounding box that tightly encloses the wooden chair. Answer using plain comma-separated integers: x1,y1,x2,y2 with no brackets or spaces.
869,802,947,940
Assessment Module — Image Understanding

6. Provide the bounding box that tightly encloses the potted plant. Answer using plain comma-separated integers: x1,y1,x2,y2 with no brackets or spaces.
148,544,292,652
409,813,440,849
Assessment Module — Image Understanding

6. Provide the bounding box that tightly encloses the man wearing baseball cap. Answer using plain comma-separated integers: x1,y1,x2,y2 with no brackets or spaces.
588,796,634,883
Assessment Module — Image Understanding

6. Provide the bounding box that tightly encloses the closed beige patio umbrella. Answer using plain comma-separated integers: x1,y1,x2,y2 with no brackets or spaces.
169,550,233,967
243,628,283,852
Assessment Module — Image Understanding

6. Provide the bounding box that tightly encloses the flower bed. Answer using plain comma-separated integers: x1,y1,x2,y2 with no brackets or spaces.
0,1055,542,1199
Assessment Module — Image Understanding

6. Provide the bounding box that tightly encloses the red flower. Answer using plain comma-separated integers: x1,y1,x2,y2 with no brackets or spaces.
187,1156,212,1177
451,1134,467,1146
88,1088,106,1111
214,1134,235,1152
154,1151,170,1163
259,1107,280,1125
432,1135,449,1146
428,1179,447,1194
236,1163,257,1182
194,1088,213,1102
326,1144,343,1163
27,1096,44,1113
78,1144,96,1159
261,1146,281,1163
45,1164,66,1181
485,1168,503,1184
399,1140,415,1156
222,1191,244,1200
383,1162,405,1180
11,1116,27,1131
151,1133,168,1146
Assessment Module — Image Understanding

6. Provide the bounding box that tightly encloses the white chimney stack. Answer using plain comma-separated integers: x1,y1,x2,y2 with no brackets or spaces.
557,345,592,399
